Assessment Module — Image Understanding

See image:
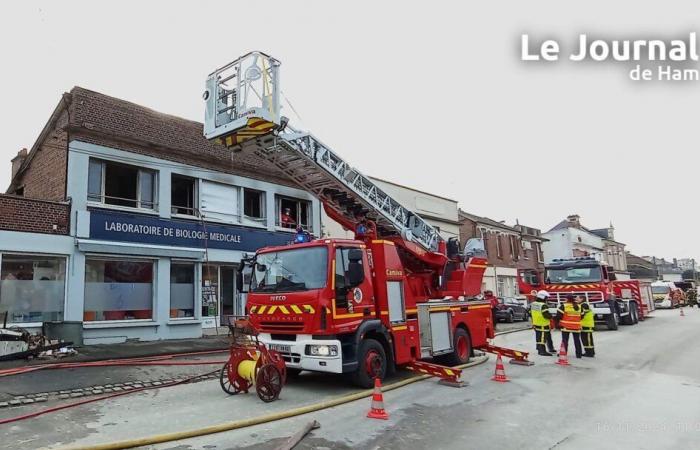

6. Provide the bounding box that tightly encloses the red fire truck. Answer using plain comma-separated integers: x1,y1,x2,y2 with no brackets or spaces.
519,257,648,330
202,52,511,387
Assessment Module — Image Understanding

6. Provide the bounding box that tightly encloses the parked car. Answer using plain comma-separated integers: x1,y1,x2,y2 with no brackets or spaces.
495,297,529,323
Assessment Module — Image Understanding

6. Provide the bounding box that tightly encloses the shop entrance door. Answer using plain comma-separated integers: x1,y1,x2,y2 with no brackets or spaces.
201,264,237,329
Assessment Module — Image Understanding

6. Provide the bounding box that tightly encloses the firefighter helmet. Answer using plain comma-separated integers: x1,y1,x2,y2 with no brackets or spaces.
536,290,550,300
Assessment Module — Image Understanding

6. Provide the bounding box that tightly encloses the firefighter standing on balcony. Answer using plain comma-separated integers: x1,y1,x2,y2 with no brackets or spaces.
579,296,596,357
557,294,583,358
531,290,556,356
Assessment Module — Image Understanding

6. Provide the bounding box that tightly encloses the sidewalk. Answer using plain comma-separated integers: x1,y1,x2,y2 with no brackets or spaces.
0,334,231,403
0,333,230,370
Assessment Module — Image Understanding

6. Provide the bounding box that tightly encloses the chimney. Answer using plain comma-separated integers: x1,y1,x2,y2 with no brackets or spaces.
607,222,615,240
566,214,581,227
11,148,28,179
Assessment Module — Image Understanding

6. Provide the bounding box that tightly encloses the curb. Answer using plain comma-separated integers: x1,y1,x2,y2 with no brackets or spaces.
0,372,220,409
495,326,531,336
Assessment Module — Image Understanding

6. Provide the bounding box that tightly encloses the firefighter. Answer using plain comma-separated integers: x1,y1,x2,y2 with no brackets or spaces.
531,290,556,356
557,294,583,358
579,296,595,357
484,290,498,330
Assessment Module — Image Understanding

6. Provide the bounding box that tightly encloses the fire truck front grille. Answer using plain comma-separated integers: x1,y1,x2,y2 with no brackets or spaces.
259,321,306,332
549,291,605,303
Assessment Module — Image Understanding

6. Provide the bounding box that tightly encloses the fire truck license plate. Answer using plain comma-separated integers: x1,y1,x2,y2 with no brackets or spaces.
268,344,291,353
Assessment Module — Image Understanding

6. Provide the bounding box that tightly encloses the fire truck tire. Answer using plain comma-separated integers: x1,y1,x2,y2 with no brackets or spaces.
605,313,618,330
631,303,639,324
437,328,471,366
353,339,387,389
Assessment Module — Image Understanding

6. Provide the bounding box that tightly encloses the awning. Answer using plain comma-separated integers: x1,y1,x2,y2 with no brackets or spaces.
76,239,205,259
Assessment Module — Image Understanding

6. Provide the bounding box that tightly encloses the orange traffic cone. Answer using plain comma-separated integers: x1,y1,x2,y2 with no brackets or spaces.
367,377,389,420
556,342,570,366
491,353,509,382
680,307,685,317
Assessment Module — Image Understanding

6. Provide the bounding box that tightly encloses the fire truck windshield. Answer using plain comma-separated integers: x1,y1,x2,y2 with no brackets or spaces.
545,266,602,284
251,246,328,293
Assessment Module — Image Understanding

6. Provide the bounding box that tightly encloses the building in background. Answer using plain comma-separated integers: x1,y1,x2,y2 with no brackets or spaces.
459,211,521,298
1,87,321,344
514,224,548,289
642,256,683,282
626,252,658,282
541,215,629,278
322,177,461,241
589,224,630,279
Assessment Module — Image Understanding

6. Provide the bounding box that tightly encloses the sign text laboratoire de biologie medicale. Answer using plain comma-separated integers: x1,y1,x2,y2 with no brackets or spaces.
521,32,700,81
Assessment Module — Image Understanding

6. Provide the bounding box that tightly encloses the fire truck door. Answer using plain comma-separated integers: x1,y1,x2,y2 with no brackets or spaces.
387,280,414,363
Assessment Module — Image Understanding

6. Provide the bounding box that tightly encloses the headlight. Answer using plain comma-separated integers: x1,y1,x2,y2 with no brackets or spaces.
306,345,338,357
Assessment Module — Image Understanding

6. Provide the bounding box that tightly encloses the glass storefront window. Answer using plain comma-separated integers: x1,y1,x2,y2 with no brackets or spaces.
0,254,66,323
84,259,154,321
170,263,195,318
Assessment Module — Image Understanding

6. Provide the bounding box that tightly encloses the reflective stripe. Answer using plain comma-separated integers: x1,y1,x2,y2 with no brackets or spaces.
560,303,582,331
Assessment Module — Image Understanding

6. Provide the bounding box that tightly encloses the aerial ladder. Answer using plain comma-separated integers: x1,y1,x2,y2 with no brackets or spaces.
203,52,443,261
202,51,531,367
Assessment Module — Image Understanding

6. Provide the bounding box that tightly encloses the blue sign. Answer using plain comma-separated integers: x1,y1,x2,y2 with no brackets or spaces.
89,210,292,252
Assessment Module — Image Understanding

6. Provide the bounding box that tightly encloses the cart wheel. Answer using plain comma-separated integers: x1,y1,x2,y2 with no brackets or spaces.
220,362,243,395
256,364,282,402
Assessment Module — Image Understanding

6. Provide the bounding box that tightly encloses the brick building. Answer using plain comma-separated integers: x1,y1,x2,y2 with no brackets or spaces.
1,87,321,343
458,210,521,298
513,224,547,288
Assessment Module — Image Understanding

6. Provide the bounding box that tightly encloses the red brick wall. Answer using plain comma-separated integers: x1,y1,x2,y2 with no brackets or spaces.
459,216,519,268
0,194,70,235
10,111,69,201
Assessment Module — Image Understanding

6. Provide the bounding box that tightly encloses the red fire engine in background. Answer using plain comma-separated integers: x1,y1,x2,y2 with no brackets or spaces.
519,257,654,330
202,52,527,387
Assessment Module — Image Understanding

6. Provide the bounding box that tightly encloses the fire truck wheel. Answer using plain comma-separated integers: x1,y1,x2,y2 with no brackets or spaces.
353,339,387,388
631,303,639,324
437,328,471,366
605,313,618,331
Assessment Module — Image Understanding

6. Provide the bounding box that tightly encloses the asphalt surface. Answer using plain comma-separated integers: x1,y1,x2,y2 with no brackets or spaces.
1,309,698,450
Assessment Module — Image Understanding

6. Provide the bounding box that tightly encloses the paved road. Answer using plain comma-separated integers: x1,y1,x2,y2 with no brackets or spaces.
1,309,698,450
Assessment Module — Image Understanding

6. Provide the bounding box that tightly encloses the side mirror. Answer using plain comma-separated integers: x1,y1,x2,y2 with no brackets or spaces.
347,261,364,287
348,248,363,262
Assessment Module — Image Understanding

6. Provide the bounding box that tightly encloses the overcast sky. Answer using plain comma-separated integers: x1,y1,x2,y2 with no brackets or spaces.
1,1,698,261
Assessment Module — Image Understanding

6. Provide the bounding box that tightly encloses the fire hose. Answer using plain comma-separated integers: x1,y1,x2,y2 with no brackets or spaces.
54,355,489,450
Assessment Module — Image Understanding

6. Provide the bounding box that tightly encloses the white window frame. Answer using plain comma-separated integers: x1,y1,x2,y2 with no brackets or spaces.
275,195,312,231
496,234,502,258
0,252,69,328
535,242,544,263
199,180,241,225
83,255,157,323
87,158,159,214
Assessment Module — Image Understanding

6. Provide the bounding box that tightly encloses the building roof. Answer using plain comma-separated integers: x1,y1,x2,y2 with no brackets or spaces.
10,86,293,191
458,209,518,233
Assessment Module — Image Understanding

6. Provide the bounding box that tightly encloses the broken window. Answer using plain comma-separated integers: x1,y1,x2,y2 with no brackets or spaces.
171,175,197,216
243,189,265,224
87,159,156,210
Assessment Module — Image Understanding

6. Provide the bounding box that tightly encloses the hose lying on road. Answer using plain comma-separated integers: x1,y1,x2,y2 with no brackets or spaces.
58,355,490,450
0,369,220,426
0,350,228,378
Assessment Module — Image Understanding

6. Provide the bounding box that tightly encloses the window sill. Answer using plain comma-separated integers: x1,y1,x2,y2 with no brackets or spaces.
171,213,200,221
83,320,159,329
87,202,159,216
167,319,202,326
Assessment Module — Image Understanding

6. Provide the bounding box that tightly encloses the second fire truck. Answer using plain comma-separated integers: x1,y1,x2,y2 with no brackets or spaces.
519,257,652,330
